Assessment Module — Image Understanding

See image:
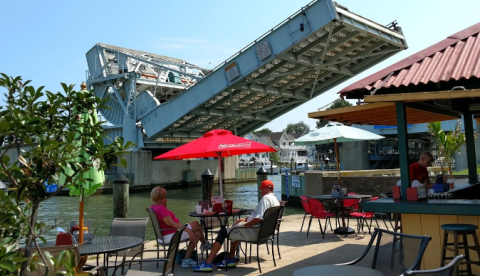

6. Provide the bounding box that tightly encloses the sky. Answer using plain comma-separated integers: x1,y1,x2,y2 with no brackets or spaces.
1,0,480,133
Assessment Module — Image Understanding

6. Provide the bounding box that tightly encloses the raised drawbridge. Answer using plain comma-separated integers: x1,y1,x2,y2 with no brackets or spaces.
85,0,407,149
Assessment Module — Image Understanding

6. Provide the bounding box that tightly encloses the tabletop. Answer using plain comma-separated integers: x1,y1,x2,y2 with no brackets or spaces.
78,235,143,255
188,208,254,218
312,194,372,200
293,265,383,276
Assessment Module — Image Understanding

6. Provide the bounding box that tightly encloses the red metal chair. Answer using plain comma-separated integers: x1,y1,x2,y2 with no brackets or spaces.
299,195,311,233
349,197,380,234
340,197,360,228
343,198,360,213
306,198,337,239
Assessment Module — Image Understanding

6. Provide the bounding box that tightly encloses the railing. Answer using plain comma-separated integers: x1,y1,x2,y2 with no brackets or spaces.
204,0,316,77
280,145,308,150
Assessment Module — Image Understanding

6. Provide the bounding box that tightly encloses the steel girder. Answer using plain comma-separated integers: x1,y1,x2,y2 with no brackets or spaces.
86,0,407,148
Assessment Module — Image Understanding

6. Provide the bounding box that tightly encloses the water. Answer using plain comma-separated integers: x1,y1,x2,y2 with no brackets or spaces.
37,175,302,241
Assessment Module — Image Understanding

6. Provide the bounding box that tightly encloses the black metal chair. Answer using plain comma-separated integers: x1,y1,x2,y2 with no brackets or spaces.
337,228,431,275
266,200,286,259
111,224,188,276
227,205,283,273
145,208,189,267
404,254,464,275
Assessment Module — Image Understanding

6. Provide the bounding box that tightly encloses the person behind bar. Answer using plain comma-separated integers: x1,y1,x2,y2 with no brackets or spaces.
192,179,280,272
409,151,433,188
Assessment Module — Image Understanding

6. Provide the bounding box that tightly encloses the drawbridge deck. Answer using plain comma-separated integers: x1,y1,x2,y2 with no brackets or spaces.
86,0,407,149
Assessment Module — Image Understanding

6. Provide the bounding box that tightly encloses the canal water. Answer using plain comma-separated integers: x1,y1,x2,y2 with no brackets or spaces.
37,175,302,241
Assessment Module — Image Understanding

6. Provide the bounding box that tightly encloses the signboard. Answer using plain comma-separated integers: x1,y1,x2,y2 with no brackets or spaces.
225,62,240,81
44,179,58,193
292,175,300,188
256,40,272,61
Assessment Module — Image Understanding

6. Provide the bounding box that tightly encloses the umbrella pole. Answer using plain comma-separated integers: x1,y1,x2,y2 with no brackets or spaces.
79,186,84,243
334,138,341,186
334,138,349,234
217,154,224,201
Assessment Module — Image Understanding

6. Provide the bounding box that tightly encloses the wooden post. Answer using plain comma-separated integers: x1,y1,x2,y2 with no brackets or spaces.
113,174,129,218
201,169,214,201
257,167,268,201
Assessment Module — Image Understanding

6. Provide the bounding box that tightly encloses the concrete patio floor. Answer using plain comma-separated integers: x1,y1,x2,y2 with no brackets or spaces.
102,214,396,276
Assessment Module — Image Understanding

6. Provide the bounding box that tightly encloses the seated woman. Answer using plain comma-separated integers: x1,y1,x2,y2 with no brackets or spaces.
150,187,211,268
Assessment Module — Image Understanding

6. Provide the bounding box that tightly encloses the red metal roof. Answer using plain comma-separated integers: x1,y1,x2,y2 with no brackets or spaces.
339,22,480,97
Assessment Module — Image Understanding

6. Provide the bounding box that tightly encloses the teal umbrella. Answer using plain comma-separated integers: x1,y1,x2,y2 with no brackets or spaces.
295,122,384,185
60,81,104,243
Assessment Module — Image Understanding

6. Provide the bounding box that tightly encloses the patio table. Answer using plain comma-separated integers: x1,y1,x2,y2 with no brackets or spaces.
311,194,372,235
189,209,253,256
79,235,143,273
293,264,383,276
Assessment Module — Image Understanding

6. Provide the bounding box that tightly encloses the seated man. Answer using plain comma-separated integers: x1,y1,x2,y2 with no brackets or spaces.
192,180,280,272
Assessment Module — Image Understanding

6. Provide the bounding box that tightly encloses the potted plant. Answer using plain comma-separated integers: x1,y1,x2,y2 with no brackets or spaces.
427,121,465,183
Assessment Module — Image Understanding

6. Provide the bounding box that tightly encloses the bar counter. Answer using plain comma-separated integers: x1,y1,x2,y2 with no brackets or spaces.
363,198,480,272
362,198,480,216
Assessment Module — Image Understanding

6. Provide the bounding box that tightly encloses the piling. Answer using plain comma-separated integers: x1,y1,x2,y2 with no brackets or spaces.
113,174,129,218
257,167,268,200
201,169,214,201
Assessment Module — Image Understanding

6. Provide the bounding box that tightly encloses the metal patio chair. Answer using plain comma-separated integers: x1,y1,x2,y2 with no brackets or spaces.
227,205,284,273
337,228,431,275
146,208,189,267
108,217,149,271
112,224,188,276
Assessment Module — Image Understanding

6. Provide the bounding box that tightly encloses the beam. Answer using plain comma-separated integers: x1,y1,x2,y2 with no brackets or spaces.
406,102,462,118
365,89,480,103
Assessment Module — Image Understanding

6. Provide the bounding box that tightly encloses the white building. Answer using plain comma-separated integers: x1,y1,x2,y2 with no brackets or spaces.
240,132,315,165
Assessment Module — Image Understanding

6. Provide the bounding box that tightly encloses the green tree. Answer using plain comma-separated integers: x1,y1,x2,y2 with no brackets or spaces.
254,128,272,134
0,74,135,275
269,151,280,164
0,191,29,275
315,99,352,129
427,121,465,178
284,121,310,136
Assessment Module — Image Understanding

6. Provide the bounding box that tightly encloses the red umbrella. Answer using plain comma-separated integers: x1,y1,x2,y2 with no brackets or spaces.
154,129,277,200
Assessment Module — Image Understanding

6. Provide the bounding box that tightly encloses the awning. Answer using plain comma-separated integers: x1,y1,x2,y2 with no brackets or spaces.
309,89,480,125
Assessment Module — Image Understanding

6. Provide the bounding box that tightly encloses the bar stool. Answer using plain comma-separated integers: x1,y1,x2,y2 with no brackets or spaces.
441,223,480,275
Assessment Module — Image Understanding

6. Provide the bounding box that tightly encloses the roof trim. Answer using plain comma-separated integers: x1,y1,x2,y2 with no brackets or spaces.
338,22,480,96
364,89,480,103
308,100,461,126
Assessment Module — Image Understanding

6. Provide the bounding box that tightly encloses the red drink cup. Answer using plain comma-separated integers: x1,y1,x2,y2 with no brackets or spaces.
225,200,233,214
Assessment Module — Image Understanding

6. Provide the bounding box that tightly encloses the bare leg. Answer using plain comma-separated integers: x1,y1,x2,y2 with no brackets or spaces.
184,228,197,260
190,221,206,244
229,241,239,259
206,242,222,264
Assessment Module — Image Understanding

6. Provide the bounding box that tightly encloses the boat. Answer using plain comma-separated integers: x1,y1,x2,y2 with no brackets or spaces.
254,160,280,174
280,162,313,173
